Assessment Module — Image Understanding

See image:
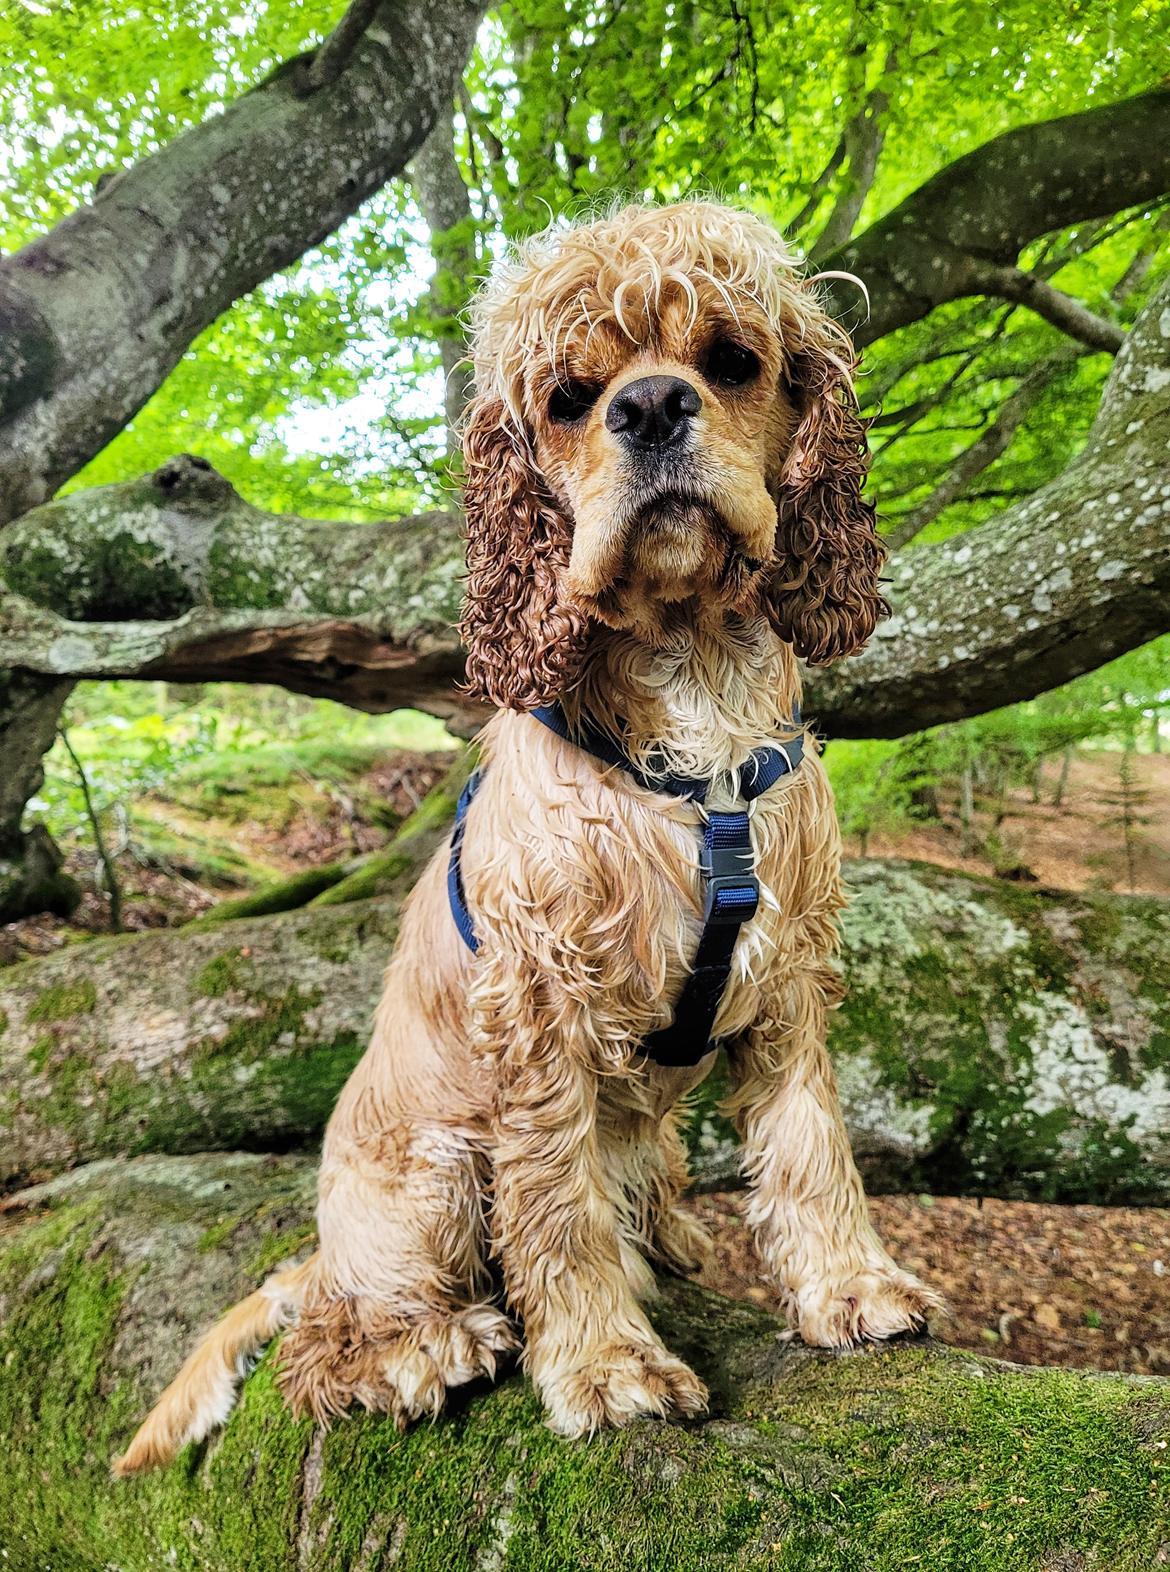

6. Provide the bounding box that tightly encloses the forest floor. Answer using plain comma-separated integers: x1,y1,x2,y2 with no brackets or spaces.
3,739,1169,1378
688,1191,1170,1378
861,748,1170,897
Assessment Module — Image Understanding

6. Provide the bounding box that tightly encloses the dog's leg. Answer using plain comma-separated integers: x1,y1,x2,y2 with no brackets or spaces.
278,1116,516,1428
647,1111,714,1277
491,1044,708,1437
593,1103,714,1294
726,964,942,1346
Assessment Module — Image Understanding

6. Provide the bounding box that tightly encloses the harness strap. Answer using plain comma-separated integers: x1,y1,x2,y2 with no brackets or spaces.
641,808,756,1065
446,705,804,1066
447,770,482,954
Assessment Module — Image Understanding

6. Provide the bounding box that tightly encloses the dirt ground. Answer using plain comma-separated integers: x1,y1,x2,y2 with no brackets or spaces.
864,749,1170,897
688,1190,1170,1376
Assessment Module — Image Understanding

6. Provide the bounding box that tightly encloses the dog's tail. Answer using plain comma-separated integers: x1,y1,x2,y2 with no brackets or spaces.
113,1253,318,1476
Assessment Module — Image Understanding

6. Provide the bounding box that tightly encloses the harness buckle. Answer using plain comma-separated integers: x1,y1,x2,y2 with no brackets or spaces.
702,840,759,926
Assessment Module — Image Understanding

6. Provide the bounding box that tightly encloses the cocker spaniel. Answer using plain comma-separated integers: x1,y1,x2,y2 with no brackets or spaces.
118,199,939,1472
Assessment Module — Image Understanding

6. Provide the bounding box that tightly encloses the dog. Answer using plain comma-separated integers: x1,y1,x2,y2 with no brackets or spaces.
116,198,939,1473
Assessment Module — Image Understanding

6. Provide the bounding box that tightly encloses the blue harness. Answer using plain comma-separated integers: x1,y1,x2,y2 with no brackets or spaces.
447,703,804,1068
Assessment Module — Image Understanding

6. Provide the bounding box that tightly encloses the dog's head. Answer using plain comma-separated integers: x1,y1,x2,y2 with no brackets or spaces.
460,200,885,710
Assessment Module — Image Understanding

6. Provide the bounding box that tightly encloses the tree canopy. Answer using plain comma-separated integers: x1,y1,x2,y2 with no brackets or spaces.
1,0,1169,922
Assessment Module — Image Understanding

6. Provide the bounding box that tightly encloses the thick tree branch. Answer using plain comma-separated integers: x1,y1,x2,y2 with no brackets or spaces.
0,454,477,726
820,86,1170,346
810,274,1170,737
0,0,486,525
5,1154,1167,1565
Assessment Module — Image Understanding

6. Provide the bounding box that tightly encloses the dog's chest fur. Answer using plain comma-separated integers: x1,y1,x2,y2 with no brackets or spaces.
460,618,838,1082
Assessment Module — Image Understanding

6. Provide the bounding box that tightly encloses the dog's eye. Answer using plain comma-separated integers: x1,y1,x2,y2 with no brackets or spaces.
703,340,759,388
549,379,603,424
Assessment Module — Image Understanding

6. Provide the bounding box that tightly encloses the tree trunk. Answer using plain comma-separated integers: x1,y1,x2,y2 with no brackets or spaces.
0,672,79,922
1,1151,1167,1571
4,856,1167,1204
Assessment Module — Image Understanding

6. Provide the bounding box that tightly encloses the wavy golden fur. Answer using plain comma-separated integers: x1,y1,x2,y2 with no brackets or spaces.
117,199,936,1475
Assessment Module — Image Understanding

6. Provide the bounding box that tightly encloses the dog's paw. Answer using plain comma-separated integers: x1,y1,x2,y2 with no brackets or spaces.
538,1336,708,1437
794,1263,943,1348
279,1301,517,1427
652,1205,716,1277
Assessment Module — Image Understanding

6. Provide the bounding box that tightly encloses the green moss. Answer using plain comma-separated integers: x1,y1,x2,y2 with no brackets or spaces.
248,1221,317,1277
3,1166,1169,1571
93,531,194,619
28,978,97,1022
198,1214,246,1254
192,986,323,1067
206,538,287,610
185,864,352,931
27,1032,55,1071
0,1006,9,1039
195,949,249,998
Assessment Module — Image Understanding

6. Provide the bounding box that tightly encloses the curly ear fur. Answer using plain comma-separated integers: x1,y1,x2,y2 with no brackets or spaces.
459,395,590,710
766,346,887,665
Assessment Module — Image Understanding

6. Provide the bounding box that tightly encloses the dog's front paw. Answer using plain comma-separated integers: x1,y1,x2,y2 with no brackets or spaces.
537,1335,708,1437
795,1263,942,1348
279,1300,517,1427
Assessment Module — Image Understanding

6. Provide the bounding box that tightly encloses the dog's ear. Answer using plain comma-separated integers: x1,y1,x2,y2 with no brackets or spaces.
764,339,887,664
459,392,589,710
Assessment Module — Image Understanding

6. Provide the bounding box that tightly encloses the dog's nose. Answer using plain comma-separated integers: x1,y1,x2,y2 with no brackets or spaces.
605,375,702,449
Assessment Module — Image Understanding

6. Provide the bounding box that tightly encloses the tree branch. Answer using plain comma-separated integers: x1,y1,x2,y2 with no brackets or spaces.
882,346,1080,550
0,0,487,525
977,266,1124,352
785,132,848,237
2,277,1168,744
409,108,479,450
820,86,1170,347
295,0,383,95
6,1154,1167,1560
809,48,894,262
809,274,1170,736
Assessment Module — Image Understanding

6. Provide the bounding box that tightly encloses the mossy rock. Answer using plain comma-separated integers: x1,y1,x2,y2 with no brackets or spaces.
1,1152,1168,1571
681,861,1170,1205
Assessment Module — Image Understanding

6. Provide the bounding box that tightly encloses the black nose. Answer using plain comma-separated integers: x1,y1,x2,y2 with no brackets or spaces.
604,375,702,449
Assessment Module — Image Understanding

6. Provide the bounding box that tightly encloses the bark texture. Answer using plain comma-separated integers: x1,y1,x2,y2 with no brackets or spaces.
3,858,1167,1204
0,454,475,724
1,1151,1167,1572
0,0,487,525
0,672,79,920
809,270,1170,736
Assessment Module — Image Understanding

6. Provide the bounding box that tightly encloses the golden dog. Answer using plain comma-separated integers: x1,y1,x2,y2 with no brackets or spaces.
117,199,938,1472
